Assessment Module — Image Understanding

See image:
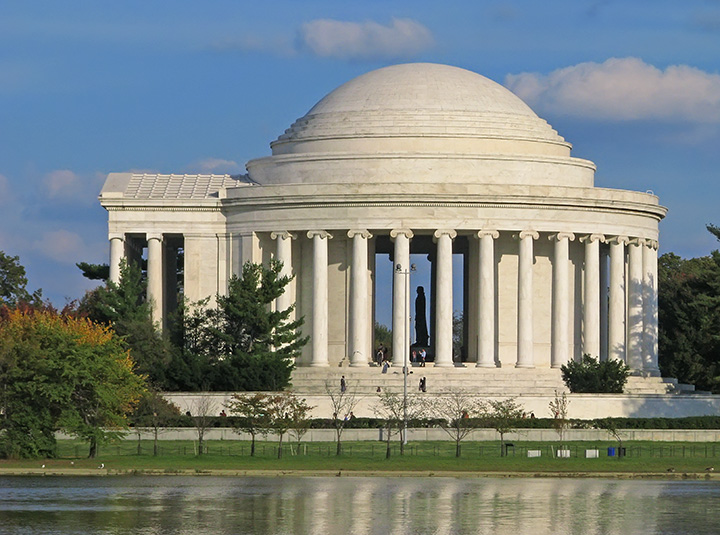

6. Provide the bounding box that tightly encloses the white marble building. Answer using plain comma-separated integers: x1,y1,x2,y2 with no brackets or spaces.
100,63,666,382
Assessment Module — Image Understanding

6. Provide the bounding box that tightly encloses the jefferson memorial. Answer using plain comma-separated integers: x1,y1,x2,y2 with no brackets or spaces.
101,63,683,408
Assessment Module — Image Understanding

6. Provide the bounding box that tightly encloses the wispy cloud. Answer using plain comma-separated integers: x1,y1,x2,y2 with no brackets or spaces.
298,18,434,61
31,229,91,264
505,58,720,123
40,170,105,204
186,158,242,174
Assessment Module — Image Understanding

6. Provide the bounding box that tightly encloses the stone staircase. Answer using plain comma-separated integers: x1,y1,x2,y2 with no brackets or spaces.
291,365,698,397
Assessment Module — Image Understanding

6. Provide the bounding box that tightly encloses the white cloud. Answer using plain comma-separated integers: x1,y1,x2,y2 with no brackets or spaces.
299,18,434,61
187,157,242,174
505,57,720,123
31,229,89,265
42,169,82,199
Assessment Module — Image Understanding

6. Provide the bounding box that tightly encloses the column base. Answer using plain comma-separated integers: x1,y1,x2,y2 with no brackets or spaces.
309,363,329,368
515,363,535,369
433,362,454,368
476,362,497,368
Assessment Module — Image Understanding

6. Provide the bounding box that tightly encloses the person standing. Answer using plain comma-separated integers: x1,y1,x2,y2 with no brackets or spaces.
340,375,347,393
419,348,427,367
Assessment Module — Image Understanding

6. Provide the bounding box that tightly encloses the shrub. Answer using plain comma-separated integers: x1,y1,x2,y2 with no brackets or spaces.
561,354,630,393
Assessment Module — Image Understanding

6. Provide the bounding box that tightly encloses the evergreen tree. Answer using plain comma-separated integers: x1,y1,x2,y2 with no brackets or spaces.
0,251,43,307
172,260,308,391
78,260,174,388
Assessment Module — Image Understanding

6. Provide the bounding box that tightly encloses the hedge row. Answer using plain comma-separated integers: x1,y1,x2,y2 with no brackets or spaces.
133,415,720,430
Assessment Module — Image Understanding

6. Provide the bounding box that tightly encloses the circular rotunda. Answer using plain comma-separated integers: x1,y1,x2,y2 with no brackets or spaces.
101,63,667,395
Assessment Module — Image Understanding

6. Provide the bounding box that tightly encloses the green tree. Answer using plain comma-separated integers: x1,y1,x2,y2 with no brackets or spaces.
76,261,109,282
227,392,271,456
484,398,525,457
561,354,630,393
658,251,720,392
188,260,308,391
0,307,145,458
79,260,174,389
130,390,181,456
0,251,42,307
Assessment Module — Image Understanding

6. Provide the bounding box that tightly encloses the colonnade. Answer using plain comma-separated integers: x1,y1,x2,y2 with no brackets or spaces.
108,227,660,375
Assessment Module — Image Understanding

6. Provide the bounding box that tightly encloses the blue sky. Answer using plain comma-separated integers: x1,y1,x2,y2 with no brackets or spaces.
1,1,720,307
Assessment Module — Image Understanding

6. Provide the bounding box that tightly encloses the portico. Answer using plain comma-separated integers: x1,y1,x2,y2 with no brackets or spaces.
100,63,667,386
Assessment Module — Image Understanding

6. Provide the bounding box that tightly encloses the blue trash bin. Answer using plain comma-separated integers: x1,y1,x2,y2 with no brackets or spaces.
608,447,616,457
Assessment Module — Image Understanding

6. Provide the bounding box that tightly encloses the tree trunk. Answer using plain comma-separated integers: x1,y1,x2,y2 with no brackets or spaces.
88,437,98,459
336,439,342,456
136,433,141,456
250,435,256,457
278,434,283,459
198,435,204,456
500,433,505,457
456,442,461,457
153,427,159,456
386,433,392,459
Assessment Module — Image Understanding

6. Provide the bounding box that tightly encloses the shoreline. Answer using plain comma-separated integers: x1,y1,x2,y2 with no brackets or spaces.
1,467,718,480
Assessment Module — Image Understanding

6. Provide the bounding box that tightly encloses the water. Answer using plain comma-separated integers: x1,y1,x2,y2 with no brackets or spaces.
1,476,719,535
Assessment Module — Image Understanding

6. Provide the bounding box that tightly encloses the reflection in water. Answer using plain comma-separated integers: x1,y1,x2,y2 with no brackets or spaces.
1,476,719,535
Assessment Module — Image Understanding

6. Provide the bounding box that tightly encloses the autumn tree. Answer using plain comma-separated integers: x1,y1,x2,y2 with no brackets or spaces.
0,307,145,458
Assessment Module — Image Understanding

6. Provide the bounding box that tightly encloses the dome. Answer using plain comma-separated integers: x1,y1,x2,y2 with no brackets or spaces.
248,63,595,188
270,63,569,156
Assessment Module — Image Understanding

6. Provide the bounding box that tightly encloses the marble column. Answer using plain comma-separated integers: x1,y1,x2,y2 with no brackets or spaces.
599,245,609,360
516,230,539,368
307,230,332,367
434,229,457,367
550,232,575,368
146,234,164,328
627,238,645,373
391,229,413,366
476,230,499,368
608,236,629,362
643,240,660,375
109,234,124,284
348,229,372,367
270,231,296,314
582,234,605,358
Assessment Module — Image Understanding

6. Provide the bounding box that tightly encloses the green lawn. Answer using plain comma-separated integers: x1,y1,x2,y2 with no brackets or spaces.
2,439,719,476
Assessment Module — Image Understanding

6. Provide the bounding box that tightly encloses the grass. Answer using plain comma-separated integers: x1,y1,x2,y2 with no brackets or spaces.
2,439,720,477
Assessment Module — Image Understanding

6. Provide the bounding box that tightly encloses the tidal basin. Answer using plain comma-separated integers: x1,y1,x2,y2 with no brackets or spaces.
1,476,719,534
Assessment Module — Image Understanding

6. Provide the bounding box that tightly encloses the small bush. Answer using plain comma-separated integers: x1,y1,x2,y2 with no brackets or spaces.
561,354,630,393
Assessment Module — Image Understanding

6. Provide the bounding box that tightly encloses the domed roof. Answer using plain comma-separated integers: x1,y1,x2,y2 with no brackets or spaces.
270,63,568,156
307,63,537,116
248,63,595,188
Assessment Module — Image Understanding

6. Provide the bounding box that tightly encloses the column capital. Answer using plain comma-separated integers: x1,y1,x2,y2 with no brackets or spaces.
307,230,333,240
347,229,373,239
579,233,605,244
548,232,575,242
109,233,125,241
270,231,297,241
476,229,499,239
644,239,659,250
390,228,414,240
515,230,539,241
607,235,630,245
628,237,647,247
146,233,163,242
433,229,457,242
